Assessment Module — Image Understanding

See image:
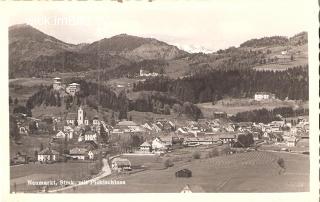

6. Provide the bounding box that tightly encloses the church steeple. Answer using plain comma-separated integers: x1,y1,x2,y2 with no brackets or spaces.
78,106,84,125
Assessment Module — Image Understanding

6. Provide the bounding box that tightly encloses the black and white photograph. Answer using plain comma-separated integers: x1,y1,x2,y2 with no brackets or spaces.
1,0,318,199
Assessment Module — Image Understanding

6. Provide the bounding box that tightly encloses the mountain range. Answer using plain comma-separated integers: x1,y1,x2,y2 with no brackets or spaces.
9,24,308,78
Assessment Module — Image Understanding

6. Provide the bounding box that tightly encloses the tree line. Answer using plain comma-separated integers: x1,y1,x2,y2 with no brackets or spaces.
230,107,308,123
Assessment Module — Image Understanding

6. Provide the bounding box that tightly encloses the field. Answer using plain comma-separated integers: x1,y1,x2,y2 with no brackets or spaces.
197,98,308,117
10,162,96,193
65,149,309,193
9,79,51,105
10,135,51,158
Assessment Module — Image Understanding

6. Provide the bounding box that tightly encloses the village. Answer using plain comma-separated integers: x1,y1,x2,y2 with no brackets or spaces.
9,76,309,193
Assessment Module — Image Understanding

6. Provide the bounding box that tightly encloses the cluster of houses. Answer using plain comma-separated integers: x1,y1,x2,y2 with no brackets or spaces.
11,100,309,165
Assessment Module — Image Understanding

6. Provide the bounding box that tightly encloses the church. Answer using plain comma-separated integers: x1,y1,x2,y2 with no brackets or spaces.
65,106,100,127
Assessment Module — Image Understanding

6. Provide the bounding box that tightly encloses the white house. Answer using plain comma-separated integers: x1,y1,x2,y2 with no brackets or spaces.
111,158,132,172
55,131,66,139
254,92,276,101
88,151,94,160
152,137,170,151
286,137,297,147
38,148,59,162
69,147,88,160
140,141,152,153
84,131,97,141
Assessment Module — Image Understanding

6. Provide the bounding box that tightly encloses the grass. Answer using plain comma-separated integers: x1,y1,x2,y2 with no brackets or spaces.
67,150,308,193
10,162,96,192
197,98,308,117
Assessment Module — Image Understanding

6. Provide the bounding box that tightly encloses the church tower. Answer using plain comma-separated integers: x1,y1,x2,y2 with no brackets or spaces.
78,106,84,125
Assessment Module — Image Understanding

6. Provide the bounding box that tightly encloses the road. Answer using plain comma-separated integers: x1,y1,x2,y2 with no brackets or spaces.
48,158,111,193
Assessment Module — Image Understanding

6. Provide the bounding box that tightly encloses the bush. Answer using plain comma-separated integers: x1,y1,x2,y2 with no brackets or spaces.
277,158,285,169
208,148,219,158
192,151,201,159
164,159,174,168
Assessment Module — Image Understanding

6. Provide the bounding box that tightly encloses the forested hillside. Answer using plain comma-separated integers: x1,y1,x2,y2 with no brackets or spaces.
133,67,308,103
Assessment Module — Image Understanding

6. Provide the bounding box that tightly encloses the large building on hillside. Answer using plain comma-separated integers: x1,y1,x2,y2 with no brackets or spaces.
53,77,62,90
66,83,80,96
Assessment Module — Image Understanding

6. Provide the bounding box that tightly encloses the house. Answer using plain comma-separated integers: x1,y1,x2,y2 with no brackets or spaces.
63,126,74,139
66,113,77,125
141,122,153,131
11,152,28,164
84,131,97,142
66,83,80,96
152,137,167,151
286,137,297,147
180,184,205,193
254,92,276,101
38,148,59,162
53,77,62,90
140,141,152,153
111,158,132,172
218,134,237,144
151,123,162,133
69,147,88,160
213,111,227,119
55,131,67,139
88,150,96,160
184,137,220,146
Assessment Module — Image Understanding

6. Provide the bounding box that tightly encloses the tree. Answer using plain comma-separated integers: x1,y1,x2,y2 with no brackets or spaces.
40,143,44,151
277,158,286,175
208,148,219,158
192,151,201,159
14,98,19,105
163,104,171,115
164,158,174,168
9,96,13,105
9,115,19,141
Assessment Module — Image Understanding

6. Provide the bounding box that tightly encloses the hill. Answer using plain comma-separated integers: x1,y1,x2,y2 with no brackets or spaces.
82,34,187,61
9,24,308,78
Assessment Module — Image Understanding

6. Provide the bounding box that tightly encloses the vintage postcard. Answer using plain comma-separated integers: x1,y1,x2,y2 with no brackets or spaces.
0,0,318,201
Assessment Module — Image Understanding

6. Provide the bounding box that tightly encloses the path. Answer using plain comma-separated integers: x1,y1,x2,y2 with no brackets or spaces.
48,158,111,193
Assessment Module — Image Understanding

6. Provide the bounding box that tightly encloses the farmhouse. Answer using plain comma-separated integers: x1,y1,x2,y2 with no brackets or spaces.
38,148,59,162
84,131,97,142
286,137,297,147
213,111,227,119
69,147,88,160
254,92,276,101
218,134,237,144
140,141,152,153
152,137,172,151
111,158,132,172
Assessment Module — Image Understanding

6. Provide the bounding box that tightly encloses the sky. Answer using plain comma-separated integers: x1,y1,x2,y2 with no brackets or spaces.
8,0,311,52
